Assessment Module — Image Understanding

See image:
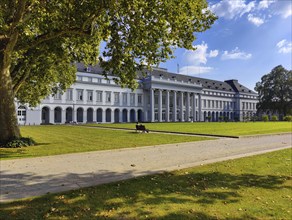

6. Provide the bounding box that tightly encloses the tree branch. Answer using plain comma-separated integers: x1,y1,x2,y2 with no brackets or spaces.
18,28,91,52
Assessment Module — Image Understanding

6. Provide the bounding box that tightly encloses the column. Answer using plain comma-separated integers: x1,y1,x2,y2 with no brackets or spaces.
165,90,170,122
83,109,87,123
158,90,162,122
119,110,123,123
186,92,190,122
49,109,54,124
180,91,184,122
193,93,196,121
93,109,97,122
61,110,66,124
127,109,130,122
150,89,155,122
119,92,123,107
72,109,76,122
198,93,202,121
172,91,177,122
111,110,115,123
102,109,106,123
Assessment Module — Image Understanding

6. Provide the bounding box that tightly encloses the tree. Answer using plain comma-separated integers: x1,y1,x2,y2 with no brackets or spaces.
255,65,292,118
0,0,216,144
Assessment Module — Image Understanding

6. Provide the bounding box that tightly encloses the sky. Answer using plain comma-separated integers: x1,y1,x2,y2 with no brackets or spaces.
159,0,292,91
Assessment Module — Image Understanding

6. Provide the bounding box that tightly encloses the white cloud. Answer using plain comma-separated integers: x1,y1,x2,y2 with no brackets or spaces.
258,0,275,9
180,66,213,75
210,0,255,19
273,1,292,18
276,39,292,54
184,42,219,65
247,14,265,26
209,50,219,58
221,47,252,60
184,42,208,65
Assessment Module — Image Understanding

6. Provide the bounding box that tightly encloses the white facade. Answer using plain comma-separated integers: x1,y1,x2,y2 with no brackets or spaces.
16,66,258,125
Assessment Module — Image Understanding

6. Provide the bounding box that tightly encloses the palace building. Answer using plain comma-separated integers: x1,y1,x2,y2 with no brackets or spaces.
16,63,258,125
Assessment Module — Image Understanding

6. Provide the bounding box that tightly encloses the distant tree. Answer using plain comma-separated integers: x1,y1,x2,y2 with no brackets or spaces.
0,0,217,145
255,65,292,118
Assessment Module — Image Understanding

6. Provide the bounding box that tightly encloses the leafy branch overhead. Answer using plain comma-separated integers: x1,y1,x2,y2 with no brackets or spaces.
0,0,217,106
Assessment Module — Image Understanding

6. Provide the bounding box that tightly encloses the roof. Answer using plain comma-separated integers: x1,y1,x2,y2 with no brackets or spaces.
75,62,257,94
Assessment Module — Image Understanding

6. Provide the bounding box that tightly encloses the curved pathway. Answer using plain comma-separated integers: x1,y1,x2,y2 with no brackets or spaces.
0,133,291,202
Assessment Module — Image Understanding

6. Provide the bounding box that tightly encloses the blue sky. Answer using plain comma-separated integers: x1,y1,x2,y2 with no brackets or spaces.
160,0,292,91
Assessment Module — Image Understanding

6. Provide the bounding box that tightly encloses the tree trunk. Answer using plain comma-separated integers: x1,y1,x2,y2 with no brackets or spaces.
0,52,21,144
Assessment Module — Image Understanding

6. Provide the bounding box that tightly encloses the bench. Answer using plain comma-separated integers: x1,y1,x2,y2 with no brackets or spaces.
136,124,149,133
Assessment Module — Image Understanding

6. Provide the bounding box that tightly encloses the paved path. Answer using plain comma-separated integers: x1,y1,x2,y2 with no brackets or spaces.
0,133,291,202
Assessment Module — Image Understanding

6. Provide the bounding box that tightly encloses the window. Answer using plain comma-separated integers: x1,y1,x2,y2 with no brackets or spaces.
114,92,119,104
54,90,62,100
242,102,245,109
87,90,93,101
130,93,135,105
220,101,222,108
123,93,127,104
208,100,210,108
77,89,83,101
97,78,102,83
216,100,218,108
77,76,82,81
203,99,206,108
96,91,102,102
138,94,142,105
66,89,73,101
106,91,111,102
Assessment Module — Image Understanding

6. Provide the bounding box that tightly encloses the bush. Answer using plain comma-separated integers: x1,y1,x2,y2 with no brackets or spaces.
262,115,269,122
271,115,278,121
283,115,292,122
0,137,36,148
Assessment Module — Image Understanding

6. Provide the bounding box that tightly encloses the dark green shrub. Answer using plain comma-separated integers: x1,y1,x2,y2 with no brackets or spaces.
262,115,269,122
283,115,292,122
271,115,278,121
0,137,36,148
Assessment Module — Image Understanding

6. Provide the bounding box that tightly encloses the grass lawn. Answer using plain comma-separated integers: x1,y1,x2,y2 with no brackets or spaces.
0,125,211,160
1,148,291,219
87,121,292,136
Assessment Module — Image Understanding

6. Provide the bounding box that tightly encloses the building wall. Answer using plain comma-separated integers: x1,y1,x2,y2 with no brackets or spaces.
16,69,258,125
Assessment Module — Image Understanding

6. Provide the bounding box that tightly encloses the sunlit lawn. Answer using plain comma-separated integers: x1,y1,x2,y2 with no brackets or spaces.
87,121,292,136
0,125,211,160
1,148,291,219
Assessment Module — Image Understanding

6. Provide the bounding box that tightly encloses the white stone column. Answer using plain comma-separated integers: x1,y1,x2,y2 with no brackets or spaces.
165,90,170,122
119,110,123,122
111,109,115,123
119,92,123,107
158,89,162,122
61,110,66,124
193,93,196,121
102,109,106,123
49,109,54,124
150,89,155,122
83,109,87,123
93,109,97,122
172,91,177,122
198,94,202,121
186,92,190,122
180,92,184,122
127,109,130,122
72,109,76,122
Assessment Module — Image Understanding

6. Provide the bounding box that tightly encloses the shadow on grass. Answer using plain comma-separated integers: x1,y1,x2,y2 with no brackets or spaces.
0,143,51,159
0,169,290,219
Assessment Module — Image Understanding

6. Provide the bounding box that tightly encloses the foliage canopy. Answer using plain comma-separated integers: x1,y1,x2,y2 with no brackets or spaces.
255,65,292,116
1,0,216,106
